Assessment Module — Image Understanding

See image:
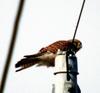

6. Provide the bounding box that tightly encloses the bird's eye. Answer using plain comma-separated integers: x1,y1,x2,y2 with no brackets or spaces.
77,42,82,49
73,42,77,46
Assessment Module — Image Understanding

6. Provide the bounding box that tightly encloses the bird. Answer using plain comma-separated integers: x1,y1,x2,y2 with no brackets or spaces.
15,39,82,72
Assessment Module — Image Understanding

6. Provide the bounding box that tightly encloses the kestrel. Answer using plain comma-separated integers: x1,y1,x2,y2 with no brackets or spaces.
15,39,82,72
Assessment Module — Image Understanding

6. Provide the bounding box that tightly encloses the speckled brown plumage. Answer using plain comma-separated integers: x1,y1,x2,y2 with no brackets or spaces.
15,39,82,72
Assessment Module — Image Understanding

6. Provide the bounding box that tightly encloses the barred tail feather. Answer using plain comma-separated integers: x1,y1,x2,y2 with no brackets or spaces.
15,57,40,72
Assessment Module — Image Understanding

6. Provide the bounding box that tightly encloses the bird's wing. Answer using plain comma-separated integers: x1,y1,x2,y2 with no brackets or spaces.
15,51,54,72
24,52,44,58
15,56,41,72
24,47,47,58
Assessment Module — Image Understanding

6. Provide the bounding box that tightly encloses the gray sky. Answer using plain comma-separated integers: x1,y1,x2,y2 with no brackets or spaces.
0,0,100,93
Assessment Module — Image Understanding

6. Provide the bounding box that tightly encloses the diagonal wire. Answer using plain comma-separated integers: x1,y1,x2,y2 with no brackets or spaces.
72,0,86,43
0,0,25,93
66,0,86,81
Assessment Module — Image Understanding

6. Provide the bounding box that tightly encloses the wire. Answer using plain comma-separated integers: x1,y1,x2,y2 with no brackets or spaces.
72,0,86,43
0,0,25,93
66,0,86,82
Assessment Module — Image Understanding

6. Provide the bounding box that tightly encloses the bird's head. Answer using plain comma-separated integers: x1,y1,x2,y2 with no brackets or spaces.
67,39,82,53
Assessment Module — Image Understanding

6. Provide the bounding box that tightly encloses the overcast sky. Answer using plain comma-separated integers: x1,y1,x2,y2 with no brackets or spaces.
0,0,100,93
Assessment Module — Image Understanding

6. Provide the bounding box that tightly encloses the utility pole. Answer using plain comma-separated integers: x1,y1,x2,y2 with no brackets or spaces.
52,49,81,93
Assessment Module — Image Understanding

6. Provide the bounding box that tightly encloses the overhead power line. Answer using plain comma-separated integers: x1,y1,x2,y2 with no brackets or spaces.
72,0,86,43
0,0,25,93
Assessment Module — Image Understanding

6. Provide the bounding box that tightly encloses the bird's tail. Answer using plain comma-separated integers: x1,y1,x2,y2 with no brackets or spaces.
15,57,40,72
